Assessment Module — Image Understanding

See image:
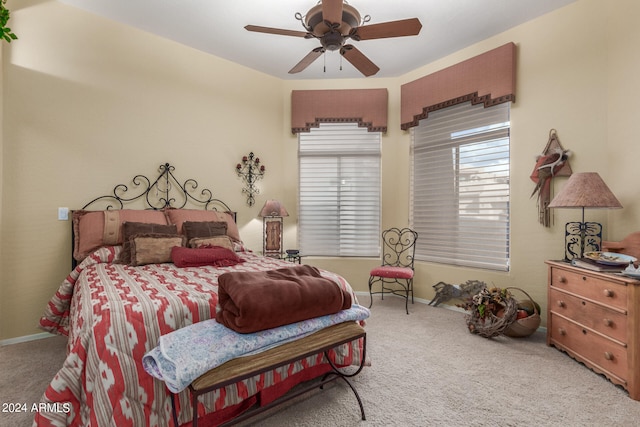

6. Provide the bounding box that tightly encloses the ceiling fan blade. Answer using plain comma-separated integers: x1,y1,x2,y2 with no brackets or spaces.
354,18,422,40
340,45,380,77
289,48,325,74
245,25,309,38
322,0,344,25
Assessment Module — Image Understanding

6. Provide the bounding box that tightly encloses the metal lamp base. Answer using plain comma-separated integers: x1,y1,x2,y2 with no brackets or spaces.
563,221,602,260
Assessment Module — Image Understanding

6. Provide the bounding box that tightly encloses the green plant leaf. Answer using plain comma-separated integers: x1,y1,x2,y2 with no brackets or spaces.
0,3,17,43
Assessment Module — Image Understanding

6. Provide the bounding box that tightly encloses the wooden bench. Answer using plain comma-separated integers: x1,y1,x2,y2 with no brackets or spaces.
171,321,367,427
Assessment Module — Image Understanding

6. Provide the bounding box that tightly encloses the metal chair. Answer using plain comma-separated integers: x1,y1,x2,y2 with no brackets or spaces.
368,228,418,314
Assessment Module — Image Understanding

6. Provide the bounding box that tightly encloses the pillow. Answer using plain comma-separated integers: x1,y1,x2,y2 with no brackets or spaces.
171,246,244,268
165,209,241,242
130,235,185,267
182,221,227,241
189,235,234,250
73,209,168,262
119,222,179,264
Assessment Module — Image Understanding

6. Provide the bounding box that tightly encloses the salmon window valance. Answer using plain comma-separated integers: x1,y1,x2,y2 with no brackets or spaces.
291,88,388,134
401,42,516,130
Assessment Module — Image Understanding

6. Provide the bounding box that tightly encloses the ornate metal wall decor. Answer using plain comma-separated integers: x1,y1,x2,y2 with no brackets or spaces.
235,152,265,206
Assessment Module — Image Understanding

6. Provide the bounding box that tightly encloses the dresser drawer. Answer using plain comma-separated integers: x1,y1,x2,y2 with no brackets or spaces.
549,313,627,382
549,288,627,343
550,267,627,311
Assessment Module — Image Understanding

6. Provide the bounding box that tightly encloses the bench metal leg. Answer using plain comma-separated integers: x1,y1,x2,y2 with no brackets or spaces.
321,334,367,420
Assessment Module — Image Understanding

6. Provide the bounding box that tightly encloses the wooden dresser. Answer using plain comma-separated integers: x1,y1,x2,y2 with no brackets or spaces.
546,260,640,400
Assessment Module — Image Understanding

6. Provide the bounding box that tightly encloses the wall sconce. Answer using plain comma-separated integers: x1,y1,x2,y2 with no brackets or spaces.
235,152,265,206
259,199,289,257
548,172,622,260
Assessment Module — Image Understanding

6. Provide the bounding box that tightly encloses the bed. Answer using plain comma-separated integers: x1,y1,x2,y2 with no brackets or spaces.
35,163,366,427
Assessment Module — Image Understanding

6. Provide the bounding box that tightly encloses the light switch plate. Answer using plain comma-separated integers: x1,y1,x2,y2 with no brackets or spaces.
58,207,69,221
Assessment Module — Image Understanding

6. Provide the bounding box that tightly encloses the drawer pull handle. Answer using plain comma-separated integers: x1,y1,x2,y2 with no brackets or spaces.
603,289,614,298
604,319,613,327
604,352,614,361
558,276,567,284
558,328,566,336
557,300,565,308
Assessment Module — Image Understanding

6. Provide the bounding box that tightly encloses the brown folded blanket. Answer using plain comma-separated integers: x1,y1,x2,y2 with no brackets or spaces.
216,265,352,333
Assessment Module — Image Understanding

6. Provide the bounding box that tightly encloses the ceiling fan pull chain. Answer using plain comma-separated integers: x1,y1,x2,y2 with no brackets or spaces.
340,54,343,71
323,51,326,73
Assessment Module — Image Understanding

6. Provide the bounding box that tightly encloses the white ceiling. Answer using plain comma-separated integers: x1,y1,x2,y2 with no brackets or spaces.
58,0,577,80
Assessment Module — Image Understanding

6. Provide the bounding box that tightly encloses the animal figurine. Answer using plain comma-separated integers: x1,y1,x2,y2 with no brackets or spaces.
429,280,487,307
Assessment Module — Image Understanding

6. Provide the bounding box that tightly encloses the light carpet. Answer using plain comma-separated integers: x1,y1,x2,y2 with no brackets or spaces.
3,296,640,426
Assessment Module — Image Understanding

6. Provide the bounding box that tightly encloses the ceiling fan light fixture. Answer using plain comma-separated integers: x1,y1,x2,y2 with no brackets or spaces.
321,30,343,51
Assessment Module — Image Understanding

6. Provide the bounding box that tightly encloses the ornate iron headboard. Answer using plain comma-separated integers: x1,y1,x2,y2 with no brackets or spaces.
81,162,233,212
72,163,234,269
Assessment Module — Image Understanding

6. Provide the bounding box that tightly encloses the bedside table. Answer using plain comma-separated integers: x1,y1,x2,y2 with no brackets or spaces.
261,252,303,264
546,260,640,400
282,252,302,264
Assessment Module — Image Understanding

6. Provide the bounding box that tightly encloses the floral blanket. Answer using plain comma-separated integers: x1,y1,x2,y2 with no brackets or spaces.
36,247,362,427
143,305,370,393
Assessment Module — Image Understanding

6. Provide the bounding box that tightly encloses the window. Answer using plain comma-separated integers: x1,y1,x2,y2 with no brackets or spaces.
411,101,510,271
298,122,381,257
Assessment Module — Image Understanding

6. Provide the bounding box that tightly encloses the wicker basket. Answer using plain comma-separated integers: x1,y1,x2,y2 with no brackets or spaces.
465,295,518,338
503,287,541,338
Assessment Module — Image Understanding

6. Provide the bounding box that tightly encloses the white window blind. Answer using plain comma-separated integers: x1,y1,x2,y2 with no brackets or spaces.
298,122,381,257
411,101,510,271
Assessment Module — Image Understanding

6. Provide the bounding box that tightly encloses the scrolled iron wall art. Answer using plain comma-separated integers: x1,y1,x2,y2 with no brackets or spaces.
235,152,265,206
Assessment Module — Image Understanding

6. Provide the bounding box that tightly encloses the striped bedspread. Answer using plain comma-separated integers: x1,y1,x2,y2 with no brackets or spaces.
36,247,363,427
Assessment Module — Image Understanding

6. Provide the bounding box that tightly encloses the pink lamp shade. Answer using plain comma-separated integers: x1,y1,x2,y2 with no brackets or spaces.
548,172,622,209
259,200,289,217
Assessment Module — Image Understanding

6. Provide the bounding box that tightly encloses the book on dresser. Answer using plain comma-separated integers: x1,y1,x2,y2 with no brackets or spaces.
570,257,627,273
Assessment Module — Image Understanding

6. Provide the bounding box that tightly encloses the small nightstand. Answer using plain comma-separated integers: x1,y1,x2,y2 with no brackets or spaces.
283,252,302,264
261,252,303,264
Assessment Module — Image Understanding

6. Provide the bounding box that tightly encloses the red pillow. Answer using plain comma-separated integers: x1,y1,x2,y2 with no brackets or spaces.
171,246,244,268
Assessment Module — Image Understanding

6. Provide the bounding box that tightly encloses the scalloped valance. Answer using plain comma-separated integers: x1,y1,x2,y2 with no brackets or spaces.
401,42,516,130
291,89,388,134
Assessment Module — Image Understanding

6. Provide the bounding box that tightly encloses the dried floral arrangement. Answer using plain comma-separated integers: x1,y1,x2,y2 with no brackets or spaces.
458,285,518,338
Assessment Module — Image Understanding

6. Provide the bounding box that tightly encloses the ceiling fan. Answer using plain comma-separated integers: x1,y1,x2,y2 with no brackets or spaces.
245,0,422,77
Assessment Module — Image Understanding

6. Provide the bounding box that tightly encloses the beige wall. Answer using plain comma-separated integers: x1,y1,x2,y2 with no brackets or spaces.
2,0,639,340
0,0,287,339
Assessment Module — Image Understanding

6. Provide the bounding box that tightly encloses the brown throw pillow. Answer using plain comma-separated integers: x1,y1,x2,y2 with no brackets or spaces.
165,209,242,242
130,235,185,266
72,209,168,263
189,235,234,250
118,222,178,264
182,221,227,241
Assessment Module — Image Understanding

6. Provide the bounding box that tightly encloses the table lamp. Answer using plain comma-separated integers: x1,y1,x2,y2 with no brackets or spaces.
548,172,622,260
259,200,289,257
